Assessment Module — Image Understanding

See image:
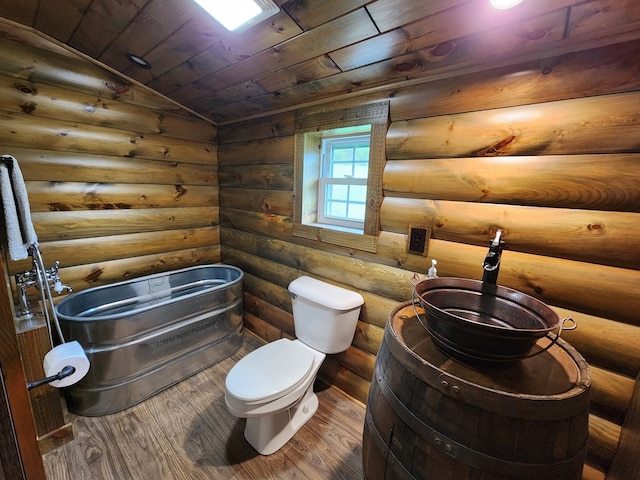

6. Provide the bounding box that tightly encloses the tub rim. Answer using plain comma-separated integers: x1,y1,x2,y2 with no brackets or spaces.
55,264,243,322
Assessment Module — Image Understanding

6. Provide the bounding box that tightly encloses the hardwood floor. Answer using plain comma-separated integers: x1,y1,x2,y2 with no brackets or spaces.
43,332,366,479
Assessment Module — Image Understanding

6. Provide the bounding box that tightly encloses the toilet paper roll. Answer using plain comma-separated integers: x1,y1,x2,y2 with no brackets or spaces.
43,341,90,388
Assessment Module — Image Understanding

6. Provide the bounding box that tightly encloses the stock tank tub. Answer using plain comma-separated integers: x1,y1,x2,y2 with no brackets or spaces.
55,264,243,416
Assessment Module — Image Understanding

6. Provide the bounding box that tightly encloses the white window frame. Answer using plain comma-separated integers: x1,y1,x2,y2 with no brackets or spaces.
317,132,371,230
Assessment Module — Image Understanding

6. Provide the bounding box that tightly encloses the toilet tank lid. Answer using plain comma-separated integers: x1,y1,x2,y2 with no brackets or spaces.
288,276,364,310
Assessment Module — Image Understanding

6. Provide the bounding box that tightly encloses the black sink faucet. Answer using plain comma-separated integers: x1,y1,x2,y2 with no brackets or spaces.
482,229,505,285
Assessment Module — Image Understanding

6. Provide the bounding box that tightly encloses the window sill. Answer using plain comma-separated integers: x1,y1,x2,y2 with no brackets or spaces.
292,223,378,253
306,222,363,235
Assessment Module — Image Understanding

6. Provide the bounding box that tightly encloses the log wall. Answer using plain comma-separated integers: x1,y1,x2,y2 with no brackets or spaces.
217,38,640,478
0,24,219,444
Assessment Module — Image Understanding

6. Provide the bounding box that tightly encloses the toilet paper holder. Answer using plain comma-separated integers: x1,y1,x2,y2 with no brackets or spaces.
27,365,75,391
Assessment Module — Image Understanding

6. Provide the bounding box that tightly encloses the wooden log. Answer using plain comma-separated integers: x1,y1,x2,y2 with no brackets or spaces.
223,226,638,334
243,311,288,344
225,221,640,378
589,366,634,425
0,113,216,164
218,164,293,190
417,238,640,326
0,35,181,112
233,256,393,337
217,135,294,165
358,293,398,330
221,229,414,302
243,291,295,338
242,290,381,370
332,344,376,386
380,197,640,269
353,320,385,356
383,154,640,212
25,182,217,211
0,73,216,143
220,207,395,272
8,147,218,185
222,248,301,298
390,38,640,121
557,308,640,378
219,187,293,216
54,245,221,292
242,271,292,314
319,355,371,404
588,414,621,473
217,111,295,144
376,232,640,374
362,229,640,334
31,206,218,241
220,208,293,240
387,91,640,159
8,227,220,275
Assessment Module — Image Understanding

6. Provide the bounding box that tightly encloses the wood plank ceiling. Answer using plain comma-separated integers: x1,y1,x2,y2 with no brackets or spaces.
1,0,639,125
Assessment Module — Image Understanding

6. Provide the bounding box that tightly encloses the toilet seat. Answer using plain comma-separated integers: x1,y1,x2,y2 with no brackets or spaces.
226,338,316,404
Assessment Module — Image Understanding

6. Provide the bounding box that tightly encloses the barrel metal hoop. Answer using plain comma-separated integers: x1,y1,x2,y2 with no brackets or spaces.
364,411,389,460
373,361,587,479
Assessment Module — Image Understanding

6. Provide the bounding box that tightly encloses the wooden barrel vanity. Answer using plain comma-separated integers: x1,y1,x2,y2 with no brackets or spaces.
363,302,592,479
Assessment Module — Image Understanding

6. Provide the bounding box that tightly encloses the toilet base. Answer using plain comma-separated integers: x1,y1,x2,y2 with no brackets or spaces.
244,385,319,455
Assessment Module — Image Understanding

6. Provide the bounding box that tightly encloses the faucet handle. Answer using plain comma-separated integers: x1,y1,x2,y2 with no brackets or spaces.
490,229,504,247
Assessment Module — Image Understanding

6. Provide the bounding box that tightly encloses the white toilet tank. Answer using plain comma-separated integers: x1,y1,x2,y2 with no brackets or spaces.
288,276,364,354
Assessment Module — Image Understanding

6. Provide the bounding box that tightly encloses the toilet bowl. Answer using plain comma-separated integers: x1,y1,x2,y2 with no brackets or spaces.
226,338,325,454
224,276,364,455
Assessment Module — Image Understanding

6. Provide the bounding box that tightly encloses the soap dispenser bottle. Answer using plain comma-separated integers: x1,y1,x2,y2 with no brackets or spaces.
427,259,438,279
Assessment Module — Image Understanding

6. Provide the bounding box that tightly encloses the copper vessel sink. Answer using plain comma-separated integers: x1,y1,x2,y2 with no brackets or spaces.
413,277,572,364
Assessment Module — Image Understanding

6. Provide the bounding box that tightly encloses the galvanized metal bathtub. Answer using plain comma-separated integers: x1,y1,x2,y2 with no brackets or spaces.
54,264,243,416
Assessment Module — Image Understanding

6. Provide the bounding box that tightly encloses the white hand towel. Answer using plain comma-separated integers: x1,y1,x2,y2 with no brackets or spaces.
0,155,38,260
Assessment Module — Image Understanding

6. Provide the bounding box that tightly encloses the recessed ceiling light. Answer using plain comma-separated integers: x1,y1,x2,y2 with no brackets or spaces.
125,53,152,69
192,0,280,32
490,0,524,9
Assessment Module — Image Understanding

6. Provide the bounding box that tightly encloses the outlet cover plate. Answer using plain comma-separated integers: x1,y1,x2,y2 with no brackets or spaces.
407,224,431,256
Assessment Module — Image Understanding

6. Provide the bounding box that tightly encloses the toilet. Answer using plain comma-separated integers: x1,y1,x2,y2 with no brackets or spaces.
225,276,364,455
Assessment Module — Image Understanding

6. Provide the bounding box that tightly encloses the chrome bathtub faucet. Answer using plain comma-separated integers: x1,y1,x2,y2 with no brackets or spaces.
15,259,72,317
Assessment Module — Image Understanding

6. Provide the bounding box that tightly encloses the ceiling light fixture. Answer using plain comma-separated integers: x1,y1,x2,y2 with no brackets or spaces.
490,0,524,9
125,53,152,69
192,0,280,32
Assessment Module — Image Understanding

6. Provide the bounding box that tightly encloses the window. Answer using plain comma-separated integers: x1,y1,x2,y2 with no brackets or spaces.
293,102,388,253
318,130,370,230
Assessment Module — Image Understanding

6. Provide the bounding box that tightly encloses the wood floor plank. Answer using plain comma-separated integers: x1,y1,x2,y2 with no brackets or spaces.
43,331,366,480
144,385,238,480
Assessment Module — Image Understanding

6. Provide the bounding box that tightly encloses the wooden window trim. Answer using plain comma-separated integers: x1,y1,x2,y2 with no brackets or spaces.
293,102,388,253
